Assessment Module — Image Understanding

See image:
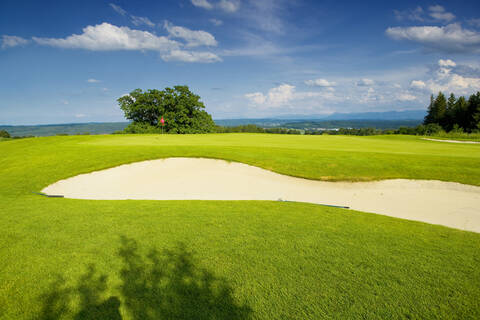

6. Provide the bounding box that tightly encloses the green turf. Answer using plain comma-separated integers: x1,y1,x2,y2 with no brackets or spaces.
0,133,479,319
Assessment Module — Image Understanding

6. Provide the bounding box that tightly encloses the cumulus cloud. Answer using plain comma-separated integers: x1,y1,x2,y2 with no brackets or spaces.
26,22,220,63
191,0,213,10
87,78,101,83
386,23,480,53
245,84,295,107
1,35,29,49
244,92,266,105
164,21,217,47
161,50,222,63
428,5,455,22
304,78,336,87
32,23,179,51
419,59,480,94
438,59,456,67
356,78,375,86
245,84,328,108
410,80,426,89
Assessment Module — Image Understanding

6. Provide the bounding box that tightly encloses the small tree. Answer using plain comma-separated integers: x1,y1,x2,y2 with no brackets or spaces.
0,130,11,138
118,86,216,134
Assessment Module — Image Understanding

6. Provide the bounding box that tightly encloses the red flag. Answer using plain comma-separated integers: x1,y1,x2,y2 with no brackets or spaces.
160,117,165,126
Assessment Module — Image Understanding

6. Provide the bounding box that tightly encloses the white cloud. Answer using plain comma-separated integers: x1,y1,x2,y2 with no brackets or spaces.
87,78,101,83
1,35,29,49
109,3,155,27
109,3,127,16
304,78,336,87
191,0,239,12
438,59,456,67
218,0,240,13
396,92,417,101
468,18,480,28
32,23,179,52
394,5,454,23
244,92,266,104
245,84,294,107
75,113,86,118
356,78,375,86
266,84,295,106
394,6,424,22
210,19,223,26
428,5,455,22
245,84,329,108
191,0,213,10
414,59,480,95
410,80,426,89
386,23,480,53
161,50,222,63
164,21,217,47
426,74,480,94
131,15,155,27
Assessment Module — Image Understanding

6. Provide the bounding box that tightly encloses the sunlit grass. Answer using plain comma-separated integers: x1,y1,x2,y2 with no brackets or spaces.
0,133,479,319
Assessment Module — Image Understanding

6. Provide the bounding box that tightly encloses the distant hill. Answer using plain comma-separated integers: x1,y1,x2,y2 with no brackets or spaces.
282,120,422,130
1,110,426,137
0,122,129,137
270,110,426,121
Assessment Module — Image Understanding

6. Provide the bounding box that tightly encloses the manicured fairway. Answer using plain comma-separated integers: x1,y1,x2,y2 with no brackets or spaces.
0,134,479,319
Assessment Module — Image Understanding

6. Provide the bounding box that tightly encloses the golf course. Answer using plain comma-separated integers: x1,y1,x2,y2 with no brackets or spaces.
1,133,479,319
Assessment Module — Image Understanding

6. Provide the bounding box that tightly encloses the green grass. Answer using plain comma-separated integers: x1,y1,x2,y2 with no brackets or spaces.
428,132,480,142
1,133,479,319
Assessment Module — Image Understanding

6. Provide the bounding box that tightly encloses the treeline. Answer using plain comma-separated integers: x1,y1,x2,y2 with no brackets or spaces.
304,123,445,136
215,124,302,134
424,91,480,132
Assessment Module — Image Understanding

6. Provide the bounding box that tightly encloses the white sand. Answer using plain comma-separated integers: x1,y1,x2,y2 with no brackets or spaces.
422,138,480,144
42,158,480,233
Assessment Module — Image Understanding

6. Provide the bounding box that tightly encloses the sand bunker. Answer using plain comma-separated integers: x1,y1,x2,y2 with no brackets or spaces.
42,158,480,233
422,138,480,144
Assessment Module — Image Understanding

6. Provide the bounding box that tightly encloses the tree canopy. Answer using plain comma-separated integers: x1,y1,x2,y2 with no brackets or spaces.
424,91,480,133
0,130,11,138
118,86,216,134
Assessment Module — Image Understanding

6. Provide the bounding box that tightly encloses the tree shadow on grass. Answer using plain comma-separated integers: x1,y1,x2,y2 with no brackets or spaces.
37,237,252,320
38,265,121,320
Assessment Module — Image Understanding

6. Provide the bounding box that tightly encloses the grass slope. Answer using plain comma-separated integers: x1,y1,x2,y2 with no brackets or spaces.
0,134,479,319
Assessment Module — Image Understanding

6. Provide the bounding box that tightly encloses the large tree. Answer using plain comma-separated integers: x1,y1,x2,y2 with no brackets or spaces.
467,91,480,131
424,92,447,126
0,130,10,138
118,86,216,134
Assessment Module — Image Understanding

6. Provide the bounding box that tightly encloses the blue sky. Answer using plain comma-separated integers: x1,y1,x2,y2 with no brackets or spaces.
1,0,479,124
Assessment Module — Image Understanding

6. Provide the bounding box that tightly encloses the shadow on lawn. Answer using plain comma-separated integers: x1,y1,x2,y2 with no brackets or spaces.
37,236,252,320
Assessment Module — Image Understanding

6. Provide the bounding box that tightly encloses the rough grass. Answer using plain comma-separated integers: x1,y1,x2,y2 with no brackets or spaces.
428,132,480,142
0,133,479,319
